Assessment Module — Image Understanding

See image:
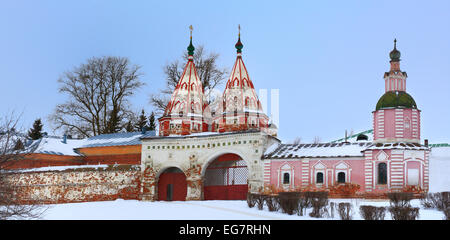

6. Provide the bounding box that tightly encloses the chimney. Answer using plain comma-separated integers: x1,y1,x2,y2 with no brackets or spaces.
424,139,429,147
141,126,147,135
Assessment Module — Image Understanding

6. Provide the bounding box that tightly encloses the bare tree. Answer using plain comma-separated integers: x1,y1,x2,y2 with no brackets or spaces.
50,56,144,137
313,136,322,144
0,112,46,219
292,137,302,145
150,45,228,115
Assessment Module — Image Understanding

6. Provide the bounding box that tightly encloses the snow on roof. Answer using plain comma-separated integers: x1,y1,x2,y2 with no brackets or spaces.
263,142,372,159
28,137,86,156
142,129,261,140
78,131,156,149
9,164,110,173
364,142,428,151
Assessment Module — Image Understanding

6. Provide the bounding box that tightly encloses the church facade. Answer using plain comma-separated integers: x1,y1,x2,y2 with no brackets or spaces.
6,29,430,203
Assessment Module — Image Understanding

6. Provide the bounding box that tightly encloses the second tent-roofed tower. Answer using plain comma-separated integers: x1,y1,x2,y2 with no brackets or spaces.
212,27,269,133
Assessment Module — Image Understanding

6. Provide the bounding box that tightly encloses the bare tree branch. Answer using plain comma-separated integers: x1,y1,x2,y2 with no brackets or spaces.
0,112,47,220
50,56,144,137
150,45,228,116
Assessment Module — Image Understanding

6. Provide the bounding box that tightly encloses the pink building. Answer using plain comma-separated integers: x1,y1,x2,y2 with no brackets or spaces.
263,40,430,196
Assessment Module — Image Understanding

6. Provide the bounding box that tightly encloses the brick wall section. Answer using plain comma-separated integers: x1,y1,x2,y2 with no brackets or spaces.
6,165,141,204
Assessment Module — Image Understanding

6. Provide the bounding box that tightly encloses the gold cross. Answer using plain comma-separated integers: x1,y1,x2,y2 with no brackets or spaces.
189,25,193,38
238,24,241,37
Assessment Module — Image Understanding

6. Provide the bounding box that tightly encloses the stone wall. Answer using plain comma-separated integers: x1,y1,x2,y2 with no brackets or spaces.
6,165,141,204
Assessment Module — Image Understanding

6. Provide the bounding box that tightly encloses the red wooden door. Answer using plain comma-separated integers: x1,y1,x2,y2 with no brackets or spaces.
158,172,187,201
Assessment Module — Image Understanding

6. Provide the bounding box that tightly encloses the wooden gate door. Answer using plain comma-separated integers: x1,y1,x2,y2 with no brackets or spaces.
158,168,187,201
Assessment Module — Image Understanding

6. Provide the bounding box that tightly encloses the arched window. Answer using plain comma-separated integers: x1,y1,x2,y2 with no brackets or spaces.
283,172,290,184
316,172,324,184
378,162,387,185
337,172,346,183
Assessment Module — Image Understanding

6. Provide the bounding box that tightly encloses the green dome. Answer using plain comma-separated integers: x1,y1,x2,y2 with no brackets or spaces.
375,91,417,111
187,38,195,56
390,48,401,61
235,36,243,53
389,39,401,62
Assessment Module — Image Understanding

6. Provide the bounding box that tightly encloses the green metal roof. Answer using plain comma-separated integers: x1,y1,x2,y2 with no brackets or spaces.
375,91,417,111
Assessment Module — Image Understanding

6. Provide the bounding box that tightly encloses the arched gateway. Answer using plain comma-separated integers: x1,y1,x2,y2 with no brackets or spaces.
140,131,279,201
157,167,187,201
203,153,248,200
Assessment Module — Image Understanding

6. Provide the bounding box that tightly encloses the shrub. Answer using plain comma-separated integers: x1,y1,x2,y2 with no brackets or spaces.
360,205,386,220
278,192,300,215
254,194,266,210
297,192,313,216
387,192,413,207
309,192,329,218
444,207,450,220
337,202,353,220
420,192,449,211
265,195,280,212
246,193,256,208
329,183,361,196
420,192,450,220
389,206,420,220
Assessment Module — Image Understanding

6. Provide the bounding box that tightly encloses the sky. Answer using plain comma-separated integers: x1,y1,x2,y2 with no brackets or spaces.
0,0,449,143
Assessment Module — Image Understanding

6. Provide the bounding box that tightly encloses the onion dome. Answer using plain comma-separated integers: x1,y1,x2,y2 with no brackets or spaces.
389,39,401,62
375,91,417,110
235,24,243,53
187,25,195,56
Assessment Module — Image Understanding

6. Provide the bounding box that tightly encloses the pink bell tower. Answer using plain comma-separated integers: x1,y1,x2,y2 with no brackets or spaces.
363,39,429,194
373,39,420,143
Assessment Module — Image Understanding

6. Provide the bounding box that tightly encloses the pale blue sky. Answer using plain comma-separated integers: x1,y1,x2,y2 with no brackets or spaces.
1,0,449,143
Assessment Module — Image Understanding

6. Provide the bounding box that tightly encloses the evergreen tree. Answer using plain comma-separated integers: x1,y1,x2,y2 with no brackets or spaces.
125,121,134,132
134,109,148,131
13,139,24,151
148,111,156,131
28,118,43,140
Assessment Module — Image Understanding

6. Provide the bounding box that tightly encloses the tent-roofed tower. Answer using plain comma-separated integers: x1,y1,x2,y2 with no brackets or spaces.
373,39,421,143
212,26,269,133
159,25,211,136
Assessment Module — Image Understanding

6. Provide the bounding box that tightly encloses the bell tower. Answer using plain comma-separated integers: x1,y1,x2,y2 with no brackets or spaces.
373,39,420,143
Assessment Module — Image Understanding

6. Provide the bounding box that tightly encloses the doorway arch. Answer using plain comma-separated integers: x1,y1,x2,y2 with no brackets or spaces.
203,153,248,200
158,167,187,201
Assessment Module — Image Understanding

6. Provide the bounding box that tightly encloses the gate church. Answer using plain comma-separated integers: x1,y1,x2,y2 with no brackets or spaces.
140,26,279,201
7,28,430,203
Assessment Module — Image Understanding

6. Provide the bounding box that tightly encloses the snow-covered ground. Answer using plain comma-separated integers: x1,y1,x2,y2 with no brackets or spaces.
41,198,446,220
39,146,450,220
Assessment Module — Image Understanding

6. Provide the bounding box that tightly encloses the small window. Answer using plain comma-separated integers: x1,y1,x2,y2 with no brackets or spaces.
283,173,290,184
337,172,346,183
316,172,324,184
378,162,387,185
